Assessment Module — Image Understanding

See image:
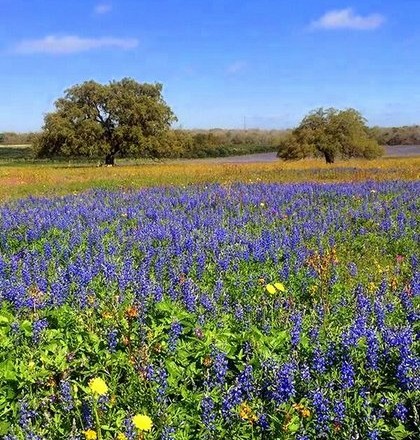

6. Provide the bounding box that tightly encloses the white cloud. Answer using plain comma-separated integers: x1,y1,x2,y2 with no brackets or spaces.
226,61,247,75
14,35,138,55
311,8,385,30
94,3,112,15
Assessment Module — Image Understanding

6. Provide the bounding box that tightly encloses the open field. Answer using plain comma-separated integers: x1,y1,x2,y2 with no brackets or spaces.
0,156,419,202
0,149,419,438
0,181,419,438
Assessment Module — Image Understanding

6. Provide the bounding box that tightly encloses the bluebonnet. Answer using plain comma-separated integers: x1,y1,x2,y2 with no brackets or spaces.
234,304,244,322
81,401,93,429
123,417,136,440
311,389,330,434
221,365,253,420
399,290,419,324
368,429,380,440
201,396,216,431
341,357,355,389
273,362,295,404
221,386,242,421
393,403,408,421
168,321,182,352
290,311,303,348
59,380,73,410
32,318,48,344
19,401,37,430
396,355,420,391
257,413,270,430
366,329,379,370
334,400,346,423
348,262,358,277
237,365,254,400
342,315,367,348
211,350,228,388
25,434,44,440
300,363,311,381
107,328,118,352
10,322,20,336
242,341,253,360
181,279,196,313
153,365,169,405
312,347,327,374
160,426,175,440
98,394,109,411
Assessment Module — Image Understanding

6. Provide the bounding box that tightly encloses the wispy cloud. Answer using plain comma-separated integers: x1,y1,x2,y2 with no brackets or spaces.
14,35,138,55
311,8,385,30
94,3,112,15
226,61,247,75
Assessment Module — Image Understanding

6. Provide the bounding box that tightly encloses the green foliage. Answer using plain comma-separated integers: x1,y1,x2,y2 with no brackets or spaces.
33,78,177,164
278,107,384,163
0,132,37,146
180,129,287,158
371,125,420,145
0,183,419,438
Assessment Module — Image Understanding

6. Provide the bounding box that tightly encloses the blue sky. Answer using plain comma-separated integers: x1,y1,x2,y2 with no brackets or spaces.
1,0,419,131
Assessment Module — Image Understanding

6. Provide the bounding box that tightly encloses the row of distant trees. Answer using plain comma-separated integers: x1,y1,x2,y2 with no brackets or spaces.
0,132,37,145
370,126,420,145
0,78,418,164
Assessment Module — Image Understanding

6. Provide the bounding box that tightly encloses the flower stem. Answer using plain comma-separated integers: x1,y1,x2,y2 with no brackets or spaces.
92,398,102,440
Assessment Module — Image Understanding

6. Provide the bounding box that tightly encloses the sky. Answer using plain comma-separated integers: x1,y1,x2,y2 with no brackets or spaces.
0,0,419,131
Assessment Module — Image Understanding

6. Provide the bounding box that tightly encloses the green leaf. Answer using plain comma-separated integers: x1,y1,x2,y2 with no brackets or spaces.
0,359,16,381
0,421,10,435
390,424,411,440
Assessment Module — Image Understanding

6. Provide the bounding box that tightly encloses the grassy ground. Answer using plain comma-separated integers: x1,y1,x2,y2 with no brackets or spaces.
0,145,32,161
0,156,419,202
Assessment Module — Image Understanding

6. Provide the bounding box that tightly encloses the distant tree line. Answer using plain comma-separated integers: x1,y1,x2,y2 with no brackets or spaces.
176,129,288,158
370,126,420,145
2,126,420,156
0,132,37,145
1,77,419,164
0,128,288,161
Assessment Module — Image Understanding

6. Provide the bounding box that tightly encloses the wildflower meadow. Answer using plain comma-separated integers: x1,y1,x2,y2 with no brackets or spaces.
0,181,419,439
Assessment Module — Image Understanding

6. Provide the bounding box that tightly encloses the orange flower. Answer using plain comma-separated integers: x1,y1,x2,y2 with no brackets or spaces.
125,306,138,319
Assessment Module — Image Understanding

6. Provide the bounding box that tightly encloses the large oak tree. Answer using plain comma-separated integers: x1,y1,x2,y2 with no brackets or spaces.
34,78,177,164
277,108,383,163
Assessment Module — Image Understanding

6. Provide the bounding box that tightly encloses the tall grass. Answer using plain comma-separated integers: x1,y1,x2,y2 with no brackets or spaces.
0,157,419,202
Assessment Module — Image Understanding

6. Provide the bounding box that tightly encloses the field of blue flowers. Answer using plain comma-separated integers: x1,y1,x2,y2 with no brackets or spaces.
0,181,419,439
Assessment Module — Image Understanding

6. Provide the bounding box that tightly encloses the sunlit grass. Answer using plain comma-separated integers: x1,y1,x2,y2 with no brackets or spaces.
0,156,419,202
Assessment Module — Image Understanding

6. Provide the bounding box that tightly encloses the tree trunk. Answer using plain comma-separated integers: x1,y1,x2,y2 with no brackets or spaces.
104,153,115,166
324,151,335,164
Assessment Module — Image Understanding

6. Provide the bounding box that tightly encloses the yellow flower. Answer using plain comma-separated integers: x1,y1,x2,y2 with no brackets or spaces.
132,414,153,432
116,434,127,440
239,402,258,423
293,402,311,418
84,430,97,440
88,377,108,396
266,284,276,295
301,408,311,418
274,282,286,292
